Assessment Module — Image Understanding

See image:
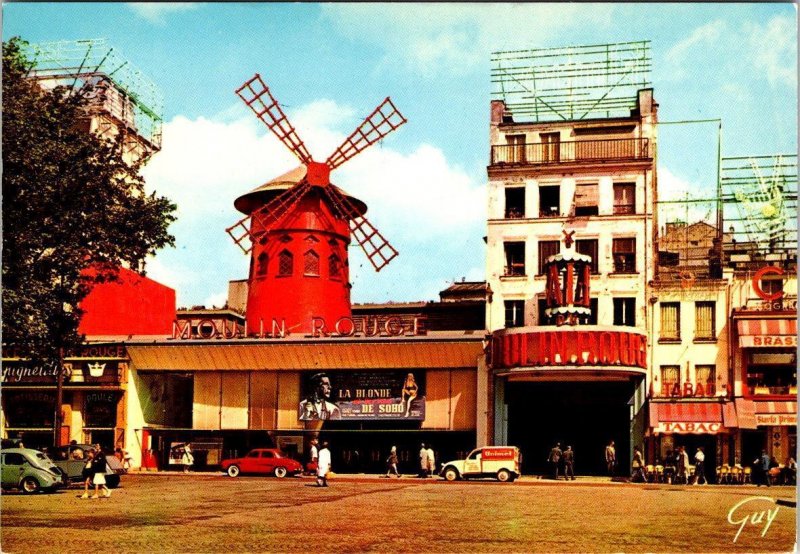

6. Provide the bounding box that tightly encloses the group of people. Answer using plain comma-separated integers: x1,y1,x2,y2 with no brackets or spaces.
305,438,332,487
752,450,796,487
546,443,576,480
418,443,436,477
80,446,111,499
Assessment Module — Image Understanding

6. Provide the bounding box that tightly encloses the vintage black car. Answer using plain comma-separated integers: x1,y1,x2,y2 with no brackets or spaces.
45,444,124,488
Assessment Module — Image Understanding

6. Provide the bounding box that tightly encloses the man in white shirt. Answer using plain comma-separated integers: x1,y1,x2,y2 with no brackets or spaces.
299,373,341,421
316,441,331,487
694,447,706,485
426,445,436,477
419,443,429,477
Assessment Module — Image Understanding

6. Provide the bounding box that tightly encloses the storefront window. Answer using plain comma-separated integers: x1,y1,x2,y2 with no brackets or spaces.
746,350,797,396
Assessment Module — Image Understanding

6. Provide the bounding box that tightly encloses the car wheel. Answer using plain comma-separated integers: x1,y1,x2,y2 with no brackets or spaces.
21,477,40,494
274,466,288,478
227,465,240,478
497,469,511,482
106,475,121,489
444,467,459,481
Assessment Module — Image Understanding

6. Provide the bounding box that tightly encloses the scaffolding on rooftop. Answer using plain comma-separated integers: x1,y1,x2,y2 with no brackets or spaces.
655,154,797,283
24,38,163,153
491,40,652,123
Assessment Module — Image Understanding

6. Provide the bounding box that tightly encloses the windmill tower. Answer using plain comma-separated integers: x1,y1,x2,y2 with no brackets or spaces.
227,74,407,335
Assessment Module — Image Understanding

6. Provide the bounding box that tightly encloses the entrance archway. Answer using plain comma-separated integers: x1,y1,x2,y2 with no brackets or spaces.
506,380,637,476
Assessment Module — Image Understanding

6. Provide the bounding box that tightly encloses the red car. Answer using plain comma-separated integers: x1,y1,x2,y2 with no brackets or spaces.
220,449,303,478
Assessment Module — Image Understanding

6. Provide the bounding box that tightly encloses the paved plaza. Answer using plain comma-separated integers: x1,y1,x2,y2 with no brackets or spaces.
2,473,796,553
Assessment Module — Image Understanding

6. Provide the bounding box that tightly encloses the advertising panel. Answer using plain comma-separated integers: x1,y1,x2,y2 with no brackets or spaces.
84,392,118,427
298,371,426,421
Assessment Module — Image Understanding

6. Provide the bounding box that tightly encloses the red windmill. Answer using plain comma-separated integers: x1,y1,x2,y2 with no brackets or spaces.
226,74,407,335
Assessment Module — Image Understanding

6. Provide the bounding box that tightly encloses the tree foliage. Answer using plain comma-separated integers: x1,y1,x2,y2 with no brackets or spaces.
2,37,177,360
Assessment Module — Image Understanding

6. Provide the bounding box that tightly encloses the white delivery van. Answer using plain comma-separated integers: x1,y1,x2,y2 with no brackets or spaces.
439,446,521,482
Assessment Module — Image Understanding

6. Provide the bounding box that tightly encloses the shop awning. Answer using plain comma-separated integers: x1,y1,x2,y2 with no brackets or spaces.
649,402,725,434
734,398,757,430
127,338,485,371
754,400,797,414
753,400,797,427
737,318,797,347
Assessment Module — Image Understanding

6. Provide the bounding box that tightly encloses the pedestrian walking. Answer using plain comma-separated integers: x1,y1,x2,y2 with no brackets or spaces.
306,438,319,475
80,450,95,499
91,448,111,498
676,446,689,484
418,443,429,478
547,443,562,480
385,446,400,478
631,447,647,482
316,441,331,487
182,443,194,473
122,449,133,472
605,440,616,476
754,449,771,487
426,444,436,477
562,446,575,480
693,447,707,485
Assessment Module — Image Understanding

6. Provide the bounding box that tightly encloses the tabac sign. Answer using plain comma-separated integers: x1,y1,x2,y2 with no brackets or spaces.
492,329,647,370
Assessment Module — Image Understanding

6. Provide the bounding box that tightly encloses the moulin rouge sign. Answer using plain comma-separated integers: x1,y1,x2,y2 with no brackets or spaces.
171,315,427,340
492,330,647,369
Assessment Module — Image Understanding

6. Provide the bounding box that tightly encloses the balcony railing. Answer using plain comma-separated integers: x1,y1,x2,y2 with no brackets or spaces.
491,138,650,166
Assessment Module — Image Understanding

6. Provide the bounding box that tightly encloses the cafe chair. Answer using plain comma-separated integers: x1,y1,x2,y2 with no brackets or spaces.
742,466,752,484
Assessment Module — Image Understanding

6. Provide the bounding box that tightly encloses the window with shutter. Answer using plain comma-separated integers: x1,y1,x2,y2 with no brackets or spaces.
612,238,636,273
574,183,599,216
695,301,715,340
659,303,680,340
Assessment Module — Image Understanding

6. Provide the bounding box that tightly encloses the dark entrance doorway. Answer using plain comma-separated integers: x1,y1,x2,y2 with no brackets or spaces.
506,380,636,476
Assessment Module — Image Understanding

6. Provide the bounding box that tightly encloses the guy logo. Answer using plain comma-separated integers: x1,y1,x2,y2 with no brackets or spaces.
727,496,780,543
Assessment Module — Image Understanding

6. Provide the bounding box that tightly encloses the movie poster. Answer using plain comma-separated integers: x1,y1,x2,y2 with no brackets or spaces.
298,371,426,421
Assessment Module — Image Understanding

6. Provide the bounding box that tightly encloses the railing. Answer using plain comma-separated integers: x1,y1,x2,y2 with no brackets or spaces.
491,138,650,166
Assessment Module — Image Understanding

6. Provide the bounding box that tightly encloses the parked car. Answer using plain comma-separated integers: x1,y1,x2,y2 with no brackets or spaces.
46,444,124,488
439,446,522,482
221,448,303,478
1,448,66,493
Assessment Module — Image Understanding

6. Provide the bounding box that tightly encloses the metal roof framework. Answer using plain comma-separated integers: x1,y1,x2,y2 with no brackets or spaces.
24,38,163,152
491,40,652,122
655,154,797,279
721,154,798,258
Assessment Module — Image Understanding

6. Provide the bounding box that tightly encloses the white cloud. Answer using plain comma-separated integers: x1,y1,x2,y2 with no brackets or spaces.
203,291,229,310
746,15,797,88
142,98,484,306
657,166,716,225
664,20,726,80
126,3,198,25
321,4,615,76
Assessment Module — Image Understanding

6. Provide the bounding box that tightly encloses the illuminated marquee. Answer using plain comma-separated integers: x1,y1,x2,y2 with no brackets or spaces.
492,330,647,369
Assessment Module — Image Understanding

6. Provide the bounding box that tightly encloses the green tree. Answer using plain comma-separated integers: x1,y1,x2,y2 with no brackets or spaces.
2,37,177,361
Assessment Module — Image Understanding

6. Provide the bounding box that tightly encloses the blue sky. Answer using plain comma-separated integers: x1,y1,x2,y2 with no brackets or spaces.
4,3,797,307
